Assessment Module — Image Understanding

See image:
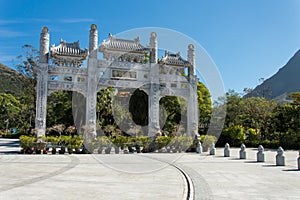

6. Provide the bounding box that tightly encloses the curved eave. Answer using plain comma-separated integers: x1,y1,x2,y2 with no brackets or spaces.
99,46,149,54
159,62,190,67
50,51,88,60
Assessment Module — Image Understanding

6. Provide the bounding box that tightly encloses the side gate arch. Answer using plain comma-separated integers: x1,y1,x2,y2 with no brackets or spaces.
36,24,198,138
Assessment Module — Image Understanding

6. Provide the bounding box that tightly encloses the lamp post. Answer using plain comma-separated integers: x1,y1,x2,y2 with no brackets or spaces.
5,119,9,134
29,110,32,128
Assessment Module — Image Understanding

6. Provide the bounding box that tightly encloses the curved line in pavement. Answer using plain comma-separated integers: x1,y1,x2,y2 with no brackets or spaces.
142,155,213,200
140,155,195,200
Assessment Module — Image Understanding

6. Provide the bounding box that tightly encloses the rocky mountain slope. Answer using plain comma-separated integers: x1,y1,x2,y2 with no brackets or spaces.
0,63,25,96
247,50,300,101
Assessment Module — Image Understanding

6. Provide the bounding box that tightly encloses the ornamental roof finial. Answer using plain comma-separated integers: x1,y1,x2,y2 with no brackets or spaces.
91,24,97,30
42,27,48,33
188,44,194,50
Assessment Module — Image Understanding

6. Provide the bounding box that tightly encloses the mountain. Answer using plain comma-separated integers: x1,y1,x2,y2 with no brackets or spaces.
247,50,300,101
0,63,25,96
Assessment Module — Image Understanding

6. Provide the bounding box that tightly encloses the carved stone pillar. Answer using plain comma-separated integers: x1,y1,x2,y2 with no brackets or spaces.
35,27,49,136
39,27,49,63
85,24,98,139
187,76,198,136
150,32,158,64
148,64,160,136
89,24,98,59
188,44,196,76
187,44,198,137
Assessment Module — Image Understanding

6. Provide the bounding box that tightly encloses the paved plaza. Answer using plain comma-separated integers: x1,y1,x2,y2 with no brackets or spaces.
0,138,300,200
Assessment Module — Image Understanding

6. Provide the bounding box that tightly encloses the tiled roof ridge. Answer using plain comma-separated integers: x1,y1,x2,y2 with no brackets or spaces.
50,39,88,58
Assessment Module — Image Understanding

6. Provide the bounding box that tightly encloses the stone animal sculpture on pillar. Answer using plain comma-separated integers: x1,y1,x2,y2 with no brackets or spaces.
257,145,265,162
239,143,246,159
276,146,285,166
224,143,230,157
209,142,216,155
196,140,203,154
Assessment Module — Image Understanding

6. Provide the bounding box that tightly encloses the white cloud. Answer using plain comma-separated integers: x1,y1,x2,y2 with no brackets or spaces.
0,29,26,37
0,19,23,25
59,18,95,23
30,18,51,23
0,18,52,25
0,53,16,64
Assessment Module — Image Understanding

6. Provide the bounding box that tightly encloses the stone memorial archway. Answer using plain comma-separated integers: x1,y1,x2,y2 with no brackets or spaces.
35,24,198,137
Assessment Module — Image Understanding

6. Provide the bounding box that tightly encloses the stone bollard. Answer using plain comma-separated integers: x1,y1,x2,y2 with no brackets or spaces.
123,146,129,154
224,143,230,157
196,141,203,154
257,145,265,162
276,146,285,166
298,150,300,170
239,144,246,159
210,142,216,155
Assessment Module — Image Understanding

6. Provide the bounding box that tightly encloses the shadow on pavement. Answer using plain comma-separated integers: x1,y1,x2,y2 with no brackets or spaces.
282,169,300,172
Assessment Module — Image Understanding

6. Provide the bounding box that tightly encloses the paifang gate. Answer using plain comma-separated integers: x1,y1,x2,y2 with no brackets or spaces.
35,24,198,138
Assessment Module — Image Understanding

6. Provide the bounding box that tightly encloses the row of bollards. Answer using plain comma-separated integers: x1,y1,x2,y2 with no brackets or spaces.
199,141,300,170
224,143,286,166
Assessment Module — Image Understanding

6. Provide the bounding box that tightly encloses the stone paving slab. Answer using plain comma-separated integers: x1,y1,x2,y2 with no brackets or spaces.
0,154,184,200
0,138,300,200
178,148,300,200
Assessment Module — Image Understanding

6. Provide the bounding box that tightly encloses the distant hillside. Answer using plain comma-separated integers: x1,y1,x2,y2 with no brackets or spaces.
247,50,300,101
0,63,26,96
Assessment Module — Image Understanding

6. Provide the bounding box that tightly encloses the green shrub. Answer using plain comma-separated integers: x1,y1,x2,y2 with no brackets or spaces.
73,135,83,150
139,136,151,149
97,136,110,148
19,135,35,152
200,135,217,151
261,139,279,149
177,136,193,151
60,135,70,147
46,136,60,148
246,128,260,141
244,128,260,147
1,132,22,139
279,130,300,149
244,140,260,148
223,125,246,146
156,136,171,149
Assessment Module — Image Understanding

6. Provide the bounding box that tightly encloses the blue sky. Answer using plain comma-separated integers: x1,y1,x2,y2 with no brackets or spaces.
0,0,300,94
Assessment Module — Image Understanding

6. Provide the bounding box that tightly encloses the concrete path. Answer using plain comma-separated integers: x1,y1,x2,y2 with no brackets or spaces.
0,138,300,200
0,138,20,154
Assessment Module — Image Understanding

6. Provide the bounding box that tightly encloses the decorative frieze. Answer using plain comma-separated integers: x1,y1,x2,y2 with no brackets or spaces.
48,66,88,75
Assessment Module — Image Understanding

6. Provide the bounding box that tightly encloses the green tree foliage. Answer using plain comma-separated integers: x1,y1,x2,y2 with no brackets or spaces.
224,91,276,133
216,90,300,149
0,93,22,130
223,90,244,127
46,91,73,128
97,87,132,136
97,87,114,127
272,103,300,148
15,44,38,109
197,82,212,134
223,125,246,146
242,97,277,139
160,96,186,133
273,104,300,133
0,93,34,133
